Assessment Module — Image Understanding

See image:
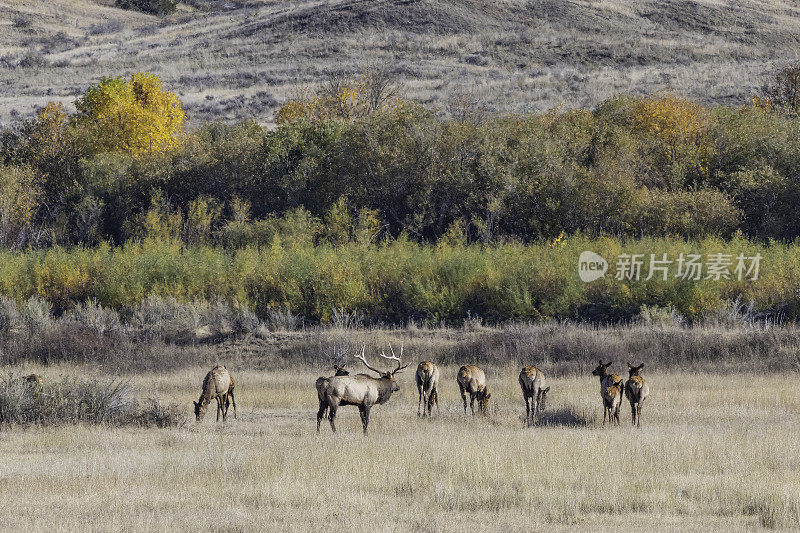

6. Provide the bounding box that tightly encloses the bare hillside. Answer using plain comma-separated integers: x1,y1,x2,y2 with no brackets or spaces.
2,0,800,125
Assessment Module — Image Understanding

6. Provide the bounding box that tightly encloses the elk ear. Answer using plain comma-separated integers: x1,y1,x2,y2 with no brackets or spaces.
628,362,634,370
606,360,613,367
543,386,550,393
637,363,645,371
193,401,198,407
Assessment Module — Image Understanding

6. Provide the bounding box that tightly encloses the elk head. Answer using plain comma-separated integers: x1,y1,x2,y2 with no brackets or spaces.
627,362,645,378
327,343,350,376
537,386,550,410
193,398,209,421
592,360,613,377
356,343,409,391
478,390,492,414
332,365,349,376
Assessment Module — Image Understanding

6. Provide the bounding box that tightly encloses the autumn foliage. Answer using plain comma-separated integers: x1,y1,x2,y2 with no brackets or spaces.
75,73,185,155
276,71,403,124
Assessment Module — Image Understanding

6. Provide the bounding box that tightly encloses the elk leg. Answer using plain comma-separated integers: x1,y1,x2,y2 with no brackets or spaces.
328,404,337,432
433,387,439,412
229,388,237,419
417,383,423,417
317,401,327,433
216,396,223,422
523,393,530,425
459,384,468,414
469,392,476,416
359,405,370,435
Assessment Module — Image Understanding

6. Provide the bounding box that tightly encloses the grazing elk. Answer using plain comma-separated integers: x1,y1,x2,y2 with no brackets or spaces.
625,363,650,428
24,373,43,386
519,366,550,426
194,365,233,422
316,344,409,434
415,361,440,418
457,365,491,416
591,360,624,426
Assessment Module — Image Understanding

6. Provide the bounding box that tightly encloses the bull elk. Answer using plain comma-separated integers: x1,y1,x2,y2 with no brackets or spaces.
519,365,550,426
415,361,440,418
316,344,409,434
591,360,623,426
457,365,491,416
194,365,233,422
625,363,650,428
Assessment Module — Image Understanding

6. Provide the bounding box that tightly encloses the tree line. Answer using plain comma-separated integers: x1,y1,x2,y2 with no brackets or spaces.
2,68,800,250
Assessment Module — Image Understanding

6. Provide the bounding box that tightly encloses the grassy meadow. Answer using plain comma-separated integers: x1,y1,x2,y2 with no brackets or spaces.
1,363,799,531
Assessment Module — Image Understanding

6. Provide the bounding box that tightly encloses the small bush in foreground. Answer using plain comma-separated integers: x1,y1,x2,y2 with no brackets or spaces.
0,375,182,427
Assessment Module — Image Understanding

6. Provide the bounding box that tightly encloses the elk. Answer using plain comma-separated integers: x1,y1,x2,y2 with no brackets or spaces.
625,362,650,428
194,365,233,422
315,363,350,421
24,373,43,386
415,361,440,418
518,365,550,426
591,360,624,426
457,365,491,416
316,344,409,434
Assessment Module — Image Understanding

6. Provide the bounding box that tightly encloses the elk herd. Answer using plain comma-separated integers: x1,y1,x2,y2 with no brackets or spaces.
192,346,650,434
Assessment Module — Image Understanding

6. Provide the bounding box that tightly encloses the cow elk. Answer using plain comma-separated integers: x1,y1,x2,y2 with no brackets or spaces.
415,361,440,418
24,373,43,387
457,365,491,416
316,344,409,434
194,365,233,422
625,363,650,428
591,360,623,426
519,366,550,426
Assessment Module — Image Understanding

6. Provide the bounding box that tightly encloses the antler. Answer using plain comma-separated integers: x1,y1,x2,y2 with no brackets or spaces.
355,344,384,375
381,343,410,375
324,342,348,370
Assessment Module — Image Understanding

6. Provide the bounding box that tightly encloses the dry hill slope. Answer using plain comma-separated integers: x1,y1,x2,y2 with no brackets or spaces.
2,0,800,125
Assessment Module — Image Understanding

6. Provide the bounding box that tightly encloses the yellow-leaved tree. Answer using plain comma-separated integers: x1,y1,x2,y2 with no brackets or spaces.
75,73,185,155
630,94,713,184
276,69,403,125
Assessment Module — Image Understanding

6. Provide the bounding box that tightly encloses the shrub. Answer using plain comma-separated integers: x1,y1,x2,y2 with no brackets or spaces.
87,19,122,35
11,14,32,29
762,63,800,114
0,375,181,427
275,69,403,124
115,0,176,16
0,165,41,248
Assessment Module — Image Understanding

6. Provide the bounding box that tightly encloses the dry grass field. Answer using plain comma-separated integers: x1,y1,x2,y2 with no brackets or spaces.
2,362,799,531
3,0,800,125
